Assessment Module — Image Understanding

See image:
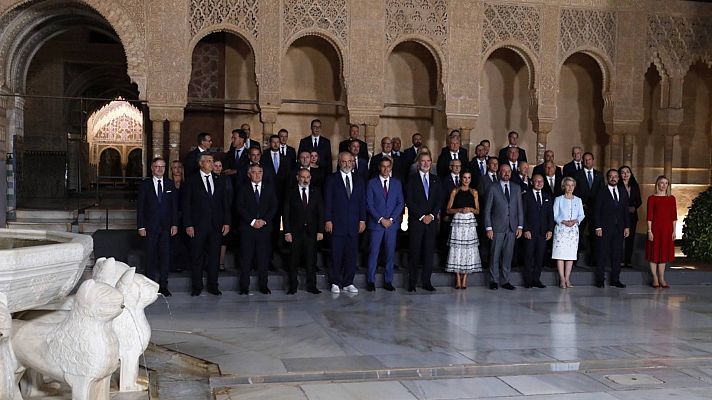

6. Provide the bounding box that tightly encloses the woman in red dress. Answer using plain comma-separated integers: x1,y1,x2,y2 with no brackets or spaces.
646,175,677,288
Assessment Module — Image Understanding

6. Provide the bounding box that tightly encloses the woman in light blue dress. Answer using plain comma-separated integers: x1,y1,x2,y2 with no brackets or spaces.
552,177,585,289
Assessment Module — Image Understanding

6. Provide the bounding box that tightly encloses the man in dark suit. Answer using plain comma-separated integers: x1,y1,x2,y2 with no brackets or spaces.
223,129,250,189
542,161,563,197
277,128,297,166
183,132,213,178
236,164,278,294
402,132,423,168
366,157,404,291
484,164,524,290
532,150,562,177
469,144,489,188
298,119,332,172
477,157,499,267
522,174,554,288
439,159,461,263
562,146,584,178
497,131,527,162
182,153,231,296
241,123,262,150
369,136,398,179
338,124,369,160
324,152,367,294
295,150,325,189
593,169,630,288
512,161,532,193
348,140,369,184
392,137,402,157
574,152,603,262
436,135,468,177
261,134,291,195
284,168,325,294
500,147,523,176
405,153,443,292
137,157,178,296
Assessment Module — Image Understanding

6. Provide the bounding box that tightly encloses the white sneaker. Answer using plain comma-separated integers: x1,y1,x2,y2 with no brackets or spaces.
344,285,358,293
331,284,341,294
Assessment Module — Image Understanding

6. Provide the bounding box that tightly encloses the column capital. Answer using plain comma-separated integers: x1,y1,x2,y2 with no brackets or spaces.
610,120,642,136
532,118,555,135
259,105,281,124
657,108,684,136
147,104,185,122
445,114,477,131
348,108,381,127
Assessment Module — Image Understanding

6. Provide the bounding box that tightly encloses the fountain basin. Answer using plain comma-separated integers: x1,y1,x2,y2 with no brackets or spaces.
0,228,93,313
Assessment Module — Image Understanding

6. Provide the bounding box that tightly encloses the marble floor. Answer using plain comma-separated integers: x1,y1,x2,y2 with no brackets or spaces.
144,284,712,399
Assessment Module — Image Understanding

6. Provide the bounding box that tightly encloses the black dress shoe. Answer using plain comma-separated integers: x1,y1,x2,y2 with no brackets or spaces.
307,287,322,294
610,281,627,288
533,282,546,288
367,282,376,292
191,289,202,296
595,281,605,288
423,284,436,292
159,287,172,297
522,283,532,289
501,283,516,290
489,283,499,290
239,289,249,295
408,286,416,292
286,289,297,295
207,288,222,296
259,287,272,294
384,282,395,291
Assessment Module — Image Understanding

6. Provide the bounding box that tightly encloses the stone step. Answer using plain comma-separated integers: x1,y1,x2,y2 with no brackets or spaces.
6,220,72,232
79,221,136,234
83,208,135,221
14,209,76,220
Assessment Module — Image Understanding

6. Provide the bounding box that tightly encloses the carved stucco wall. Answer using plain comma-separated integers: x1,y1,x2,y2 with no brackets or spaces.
647,13,712,78
189,0,260,39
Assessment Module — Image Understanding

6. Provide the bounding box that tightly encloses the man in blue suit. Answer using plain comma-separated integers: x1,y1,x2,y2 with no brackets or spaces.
522,174,554,288
594,169,630,288
324,152,367,294
137,157,178,296
365,156,404,292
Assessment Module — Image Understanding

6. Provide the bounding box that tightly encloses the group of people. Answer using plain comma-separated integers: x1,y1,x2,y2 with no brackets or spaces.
136,123,678,297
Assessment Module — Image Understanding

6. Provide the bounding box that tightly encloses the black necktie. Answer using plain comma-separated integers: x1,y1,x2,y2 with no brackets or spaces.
345,175,351,199
157,179,163,202
383,179,388,197
536,191,542,206
504,183,510,203
454,176,459,187
313,138,318,148
205,175,212,196
302,187,308,208
613,187,619,203
254,184,260,202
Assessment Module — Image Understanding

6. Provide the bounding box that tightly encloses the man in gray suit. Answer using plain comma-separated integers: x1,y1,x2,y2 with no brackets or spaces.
484,164,523,290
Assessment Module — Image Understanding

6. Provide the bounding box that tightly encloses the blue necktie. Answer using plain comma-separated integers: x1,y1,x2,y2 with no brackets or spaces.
587,170,593,188
254,184,260,202
479,161,485,176
273,152,279,172
423,174,429,200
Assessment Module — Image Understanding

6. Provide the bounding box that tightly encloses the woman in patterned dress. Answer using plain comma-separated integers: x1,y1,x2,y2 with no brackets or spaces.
646,175,677,288
445,171,482,289
552,177,585,289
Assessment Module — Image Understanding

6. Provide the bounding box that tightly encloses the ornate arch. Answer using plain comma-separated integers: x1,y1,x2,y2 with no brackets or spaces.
187,25,260,93
385,35,447,97
559,47,614,94
283,29,349,90
481,42,538,90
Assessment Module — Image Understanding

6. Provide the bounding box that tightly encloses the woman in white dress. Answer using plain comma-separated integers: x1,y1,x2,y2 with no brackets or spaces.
552,177,585,289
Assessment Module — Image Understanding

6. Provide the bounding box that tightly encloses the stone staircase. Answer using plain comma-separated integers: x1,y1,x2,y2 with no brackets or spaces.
7,208,136,234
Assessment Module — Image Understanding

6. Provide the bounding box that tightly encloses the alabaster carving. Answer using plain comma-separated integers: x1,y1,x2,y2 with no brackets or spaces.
0,293,22,400
92,257,131,287
11,279,124,400
114,268,159,392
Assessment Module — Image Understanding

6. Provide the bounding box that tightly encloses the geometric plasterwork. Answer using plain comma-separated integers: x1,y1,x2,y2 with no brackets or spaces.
560,8,616,63
647,14,712,77
187,42,221,99
87,98,143,145
189,0,260,38
283,0,348,45
385,0,448,50
482,2,540,57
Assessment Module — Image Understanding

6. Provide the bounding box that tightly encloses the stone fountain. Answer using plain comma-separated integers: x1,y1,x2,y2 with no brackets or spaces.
0,228,158,400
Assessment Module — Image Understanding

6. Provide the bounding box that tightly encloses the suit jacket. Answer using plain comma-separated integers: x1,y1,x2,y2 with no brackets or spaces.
405,171,443,223
574,168,603,209
369,153,401,180
182,172,231,232
245,138,261,149
542,174,563,197
484,180,524,233
294,166,325,190
338,138,369,160
477,172,499,199
323,171,367,236
283,185,324,236
236,182,278,232
280,144,297,163
532,163,563,178
137,178,178,232
511,173,531,194
522,190,555,236
563,160,582,178
352,156,370,183
468,157,489,186
366,177,404,230
183,147,206,178
498,146,527,163
261,150,292,189
594,185,630,233
440,174,459,215
402,146,419,167
298,135,332,172
436,147,469,177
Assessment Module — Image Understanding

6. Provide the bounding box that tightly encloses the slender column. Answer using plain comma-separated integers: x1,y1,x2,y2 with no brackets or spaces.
151,119,164,159
168,120,181,163
349,110,381,155
608,133,622,170
0,91,8,226
622,134,634,166
446,115,477,157
535,130,549,164
663,134,674,181
260,107,279,147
